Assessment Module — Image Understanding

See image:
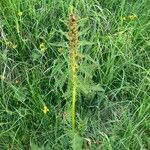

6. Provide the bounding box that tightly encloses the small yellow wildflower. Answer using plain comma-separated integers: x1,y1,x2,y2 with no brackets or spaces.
18,11,23,17
15,80,19,84
42,106,49,114
128,14,137,20
39,43,46,53
0,75,5,80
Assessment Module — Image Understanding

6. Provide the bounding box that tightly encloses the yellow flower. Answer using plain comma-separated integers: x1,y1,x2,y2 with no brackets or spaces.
42,106,49,114
39,43,46,53
39,43,45,49
0,75,5,80
15,80,19,84
128,14,137,20
18,11,23,17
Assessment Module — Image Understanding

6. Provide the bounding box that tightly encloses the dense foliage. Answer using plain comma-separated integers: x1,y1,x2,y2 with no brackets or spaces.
0,0,149,149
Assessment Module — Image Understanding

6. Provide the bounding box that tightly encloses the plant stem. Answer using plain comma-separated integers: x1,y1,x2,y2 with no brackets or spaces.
69,13,78,130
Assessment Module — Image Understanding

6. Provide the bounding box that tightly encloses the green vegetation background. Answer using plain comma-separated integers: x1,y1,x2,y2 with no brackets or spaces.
0,0,149,149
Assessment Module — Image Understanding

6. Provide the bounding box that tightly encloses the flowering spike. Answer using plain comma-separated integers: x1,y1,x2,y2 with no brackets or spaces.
68,13,78,130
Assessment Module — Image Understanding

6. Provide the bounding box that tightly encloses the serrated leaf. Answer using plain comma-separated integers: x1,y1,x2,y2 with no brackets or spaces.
11,85,27,103
72,132,83,150
49,42,67,47
78,53,97,63
79,27,90,36
30,142,41,150
77,76,92,94
79,62,96,78
91,84,104,92
77,76,103,95
79,40,95,46
31,51,41,61
54,28,69,39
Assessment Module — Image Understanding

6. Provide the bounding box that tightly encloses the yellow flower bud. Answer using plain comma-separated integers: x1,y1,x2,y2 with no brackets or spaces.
42,106,49,114
18,11,23,17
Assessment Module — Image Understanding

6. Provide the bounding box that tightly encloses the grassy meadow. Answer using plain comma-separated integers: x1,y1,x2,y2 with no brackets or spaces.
0,0,150,149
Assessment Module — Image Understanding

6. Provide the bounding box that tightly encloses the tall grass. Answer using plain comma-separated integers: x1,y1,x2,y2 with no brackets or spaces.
0,0,150,149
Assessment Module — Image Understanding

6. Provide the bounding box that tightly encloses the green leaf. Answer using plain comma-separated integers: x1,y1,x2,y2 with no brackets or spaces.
72,132,83,150
30,142,41,150
77,76,103,95
79,40,95,46
11,85,27,103
31,51,41,61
